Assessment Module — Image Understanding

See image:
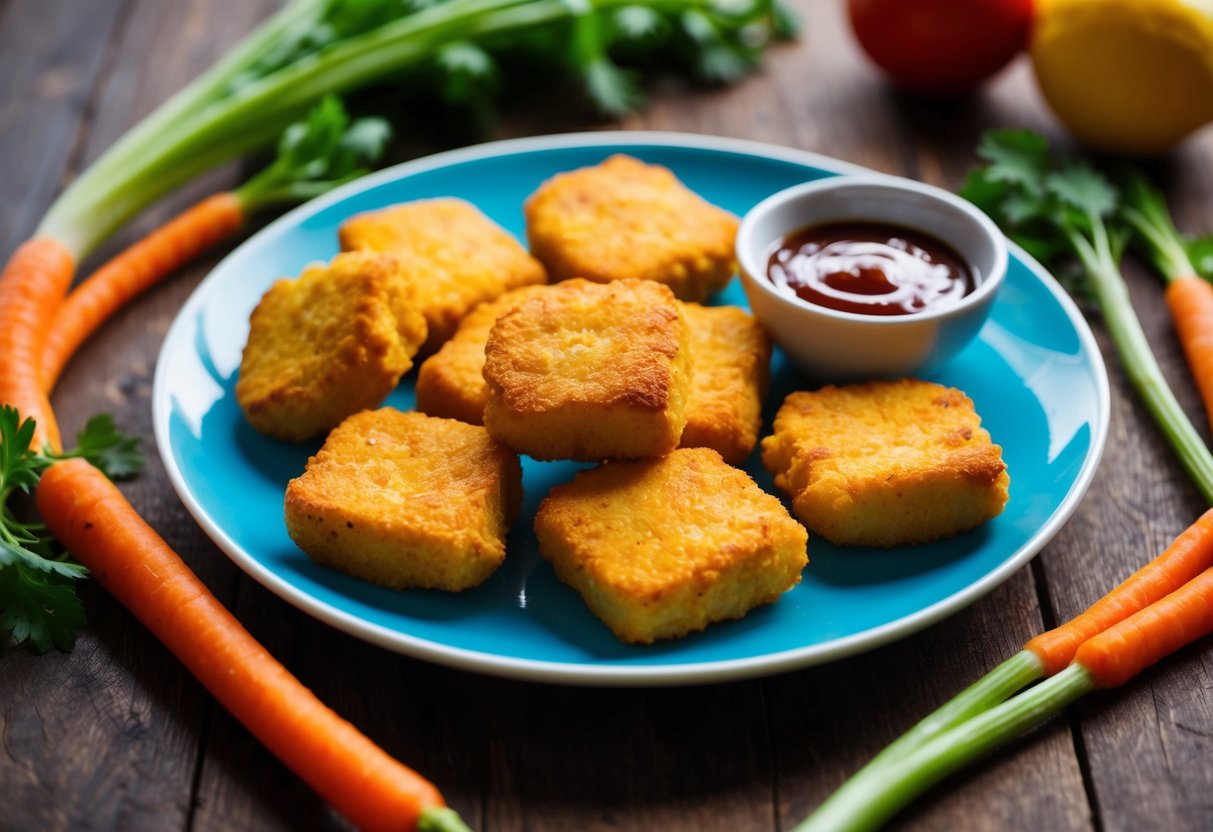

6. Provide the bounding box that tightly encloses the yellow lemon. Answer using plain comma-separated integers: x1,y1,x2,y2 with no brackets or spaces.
1031,0,1213,155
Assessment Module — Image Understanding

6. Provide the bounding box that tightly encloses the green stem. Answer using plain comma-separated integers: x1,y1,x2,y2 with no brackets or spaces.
1069,226,1213,503
39,0,724,258
40,0,324,256
856,651,1043,772
1122,206,1197,284
795,664,1096,832
417,806,474,832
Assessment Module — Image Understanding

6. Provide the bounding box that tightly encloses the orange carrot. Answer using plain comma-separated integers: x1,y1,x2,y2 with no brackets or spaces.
1026,507,1213,675
37,458,448,832
1075,567,1213,688
0,237,75,451
41,193,244,391
1165,275,1213,435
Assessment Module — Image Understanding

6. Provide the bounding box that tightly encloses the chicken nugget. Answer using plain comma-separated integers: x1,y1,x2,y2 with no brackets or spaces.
678,303,771,464
482,279,693,461
236,252,427,442
285,408,522,591
415,284,550,425
535,448,808,644
525,155,739,302
761,379,1010,546
339,197,547,352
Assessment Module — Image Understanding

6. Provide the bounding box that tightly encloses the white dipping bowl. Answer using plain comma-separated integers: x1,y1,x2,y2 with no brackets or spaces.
736,175,1008,380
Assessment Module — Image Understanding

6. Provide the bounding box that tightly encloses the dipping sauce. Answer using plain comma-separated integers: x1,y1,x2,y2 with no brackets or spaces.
766,222,977,316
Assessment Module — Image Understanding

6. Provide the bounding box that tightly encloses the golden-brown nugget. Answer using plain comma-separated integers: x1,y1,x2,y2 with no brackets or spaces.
761,379,1010,547
535,448,808,644
419,297,771,465
482,279,693,461
236,252,427,442
285,408,522,591
339,197,546,352
415,284,549,425
679,303,771,464
525,155,739,302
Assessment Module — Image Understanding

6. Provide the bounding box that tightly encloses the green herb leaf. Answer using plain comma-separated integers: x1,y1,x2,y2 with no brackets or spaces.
68,414,144,480
236,96,393,210
0,561,86,653
682,10,759,83
976,129,1049,194
613,6,666,42
1,408,142,653
583,59,644,115
1045,162,1118,221
0,406,41,495
438,40,498,102
1188,236,1213,281
769,0,803,39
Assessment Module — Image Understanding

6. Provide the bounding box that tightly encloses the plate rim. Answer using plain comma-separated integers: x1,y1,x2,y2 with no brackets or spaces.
152,130,1111,687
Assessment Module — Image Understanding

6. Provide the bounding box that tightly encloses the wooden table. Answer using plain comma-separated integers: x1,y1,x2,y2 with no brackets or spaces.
3,2,1213,830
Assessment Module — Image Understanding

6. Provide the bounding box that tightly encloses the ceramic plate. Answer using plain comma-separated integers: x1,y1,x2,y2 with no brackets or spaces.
153,132,1109,686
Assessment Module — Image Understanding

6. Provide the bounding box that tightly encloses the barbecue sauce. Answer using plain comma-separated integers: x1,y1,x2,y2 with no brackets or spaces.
767,222,976,316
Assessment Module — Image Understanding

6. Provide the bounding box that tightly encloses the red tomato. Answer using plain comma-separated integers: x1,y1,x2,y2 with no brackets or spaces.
847,0,1034,95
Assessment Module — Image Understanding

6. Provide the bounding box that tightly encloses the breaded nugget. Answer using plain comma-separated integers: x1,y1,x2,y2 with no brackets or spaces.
415,284,550,424
761,379,1010,547
285,408,522,591
524,155,739,302
535,448,808,644
339,197,547,352
482,279,693,461
419,296,771,463
678,303,771,464
236,252,427,442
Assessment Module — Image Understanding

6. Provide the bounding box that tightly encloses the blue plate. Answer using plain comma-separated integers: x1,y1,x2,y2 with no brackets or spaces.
153,133,1109,686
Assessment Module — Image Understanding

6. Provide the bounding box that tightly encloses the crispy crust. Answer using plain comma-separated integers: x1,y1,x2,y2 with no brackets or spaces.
678,303,771,464
235,252,426,442
534,447,808,644
482,279,692,461
418,296,772,465
284,408,522,591
761,379,1010,546
415,285,550,424
524,155,739,302
339,197,547,352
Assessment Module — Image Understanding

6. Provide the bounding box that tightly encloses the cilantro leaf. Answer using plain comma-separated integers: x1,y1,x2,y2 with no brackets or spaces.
976,130,1049,193
1045,162,1118,220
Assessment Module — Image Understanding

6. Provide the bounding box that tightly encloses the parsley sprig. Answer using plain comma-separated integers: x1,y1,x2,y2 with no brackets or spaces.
0,406,144,652
962,130,1213,503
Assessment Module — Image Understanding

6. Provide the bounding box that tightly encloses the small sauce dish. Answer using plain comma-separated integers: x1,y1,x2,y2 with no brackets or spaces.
736,175,1008,379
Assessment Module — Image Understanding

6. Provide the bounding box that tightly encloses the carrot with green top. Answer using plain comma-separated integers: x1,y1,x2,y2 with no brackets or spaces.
798,515,1213,832
36,458,467,832
1121,171,1213,434
1163,275,1213,435
39,194,244,390
1075,568,1213,688
1025,506,1213,675
41,97,389,391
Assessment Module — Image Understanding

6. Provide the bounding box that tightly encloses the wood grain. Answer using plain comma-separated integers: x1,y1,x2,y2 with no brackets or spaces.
4,0,1213,830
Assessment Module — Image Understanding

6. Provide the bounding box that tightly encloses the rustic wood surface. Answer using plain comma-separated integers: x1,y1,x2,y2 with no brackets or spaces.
2,1,1212,830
